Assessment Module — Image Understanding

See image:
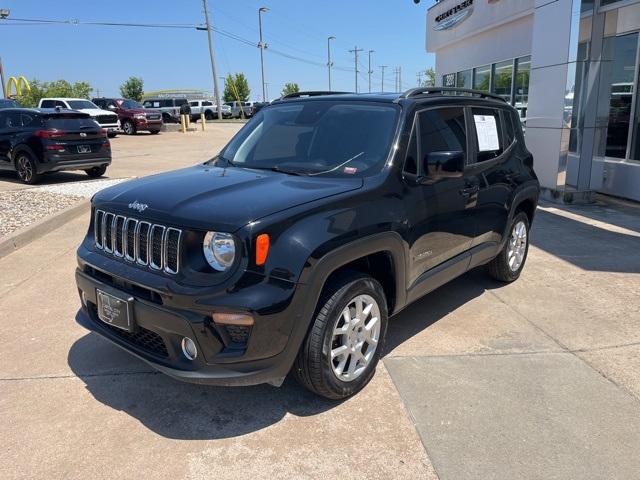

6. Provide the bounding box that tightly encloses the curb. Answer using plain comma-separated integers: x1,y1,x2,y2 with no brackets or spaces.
0,198,90,260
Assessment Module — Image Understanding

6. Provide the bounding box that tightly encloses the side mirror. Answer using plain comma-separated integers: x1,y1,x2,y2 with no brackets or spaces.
107,105,117,111
423,150,464,182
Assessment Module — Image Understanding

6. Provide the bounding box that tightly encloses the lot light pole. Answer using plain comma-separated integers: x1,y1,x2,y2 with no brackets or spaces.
380,65,387,92
368,50,374,93
327,36,335,91
201,0,222,119
258,7,269,102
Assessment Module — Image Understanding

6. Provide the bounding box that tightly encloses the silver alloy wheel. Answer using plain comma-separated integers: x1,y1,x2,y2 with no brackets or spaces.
17,155,32,182
123,121,134,135
330,294,381,382
507,220,528,272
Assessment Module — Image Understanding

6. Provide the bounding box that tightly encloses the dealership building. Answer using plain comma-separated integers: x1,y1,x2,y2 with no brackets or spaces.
427,0,640,203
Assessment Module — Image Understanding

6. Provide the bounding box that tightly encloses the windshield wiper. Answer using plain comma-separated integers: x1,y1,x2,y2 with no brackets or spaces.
267,166,308,176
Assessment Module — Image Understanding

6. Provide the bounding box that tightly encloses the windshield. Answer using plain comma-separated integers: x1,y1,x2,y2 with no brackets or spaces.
67,100,98,110
0,99,20,108
120,99,142,109
219,101,399,177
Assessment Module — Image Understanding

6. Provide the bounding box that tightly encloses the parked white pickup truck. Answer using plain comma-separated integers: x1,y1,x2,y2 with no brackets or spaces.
38,98,120,137
188,100,232,121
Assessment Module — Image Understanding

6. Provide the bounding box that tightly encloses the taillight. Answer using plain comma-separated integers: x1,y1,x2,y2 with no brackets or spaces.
98,128,107,137
102,140,111,149
34,129,65,138
46,145,65,151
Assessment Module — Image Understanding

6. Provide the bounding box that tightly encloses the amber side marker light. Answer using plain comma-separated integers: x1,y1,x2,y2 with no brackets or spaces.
212,312,254,326
256,233,270,266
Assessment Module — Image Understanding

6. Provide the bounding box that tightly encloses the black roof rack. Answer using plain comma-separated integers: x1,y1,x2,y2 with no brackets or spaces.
281,90,352,100
400,87,508,103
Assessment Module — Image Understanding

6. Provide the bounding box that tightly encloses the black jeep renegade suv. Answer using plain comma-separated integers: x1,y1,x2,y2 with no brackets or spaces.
75,88,539,399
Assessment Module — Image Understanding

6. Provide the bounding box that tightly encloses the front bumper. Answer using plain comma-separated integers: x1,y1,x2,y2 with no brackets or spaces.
74,254,310,387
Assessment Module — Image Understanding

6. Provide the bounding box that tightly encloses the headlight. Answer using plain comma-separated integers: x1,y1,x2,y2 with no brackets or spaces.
203,232,236,271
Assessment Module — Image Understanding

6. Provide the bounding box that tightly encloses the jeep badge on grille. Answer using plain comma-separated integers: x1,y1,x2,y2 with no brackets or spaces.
128,200,148,213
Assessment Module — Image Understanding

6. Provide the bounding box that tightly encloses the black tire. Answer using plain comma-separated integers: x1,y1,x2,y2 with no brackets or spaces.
487,211,530,283
293,273,388,399
15,151,42,184
162,113,172,124
122,119,136,135
205,110,214,121
85,165,107,178
150,129,160,135
107,131,117,138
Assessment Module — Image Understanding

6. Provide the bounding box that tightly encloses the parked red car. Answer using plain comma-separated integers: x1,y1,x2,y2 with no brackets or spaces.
93,98,162,135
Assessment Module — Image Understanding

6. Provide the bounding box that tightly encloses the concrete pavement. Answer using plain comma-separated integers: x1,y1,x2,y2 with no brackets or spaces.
1,128,639,479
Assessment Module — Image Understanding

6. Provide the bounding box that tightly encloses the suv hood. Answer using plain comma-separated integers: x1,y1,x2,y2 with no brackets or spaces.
93,164,363,232
126,107,158,115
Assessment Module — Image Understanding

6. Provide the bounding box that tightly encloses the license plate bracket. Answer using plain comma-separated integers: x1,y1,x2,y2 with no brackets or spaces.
77,145,91,153
96,289,134,331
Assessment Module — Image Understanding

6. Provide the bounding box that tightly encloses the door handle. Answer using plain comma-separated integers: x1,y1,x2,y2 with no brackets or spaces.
459,185,479,197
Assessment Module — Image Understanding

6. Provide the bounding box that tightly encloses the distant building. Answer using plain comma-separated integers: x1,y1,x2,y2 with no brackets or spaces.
427,0,640,203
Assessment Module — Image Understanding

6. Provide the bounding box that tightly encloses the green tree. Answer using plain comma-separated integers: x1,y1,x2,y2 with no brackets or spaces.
17,79,93,107
422,68,436,87
223,73,250,102
119,76,144,101
281,82,300,97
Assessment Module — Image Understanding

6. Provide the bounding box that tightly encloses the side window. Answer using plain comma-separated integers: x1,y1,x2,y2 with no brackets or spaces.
174,99,187,107
404,123,418,175
40,100,55,108
502,110,516,146
55,101,67,108
202,101,213,106
5,112,21,128
472,108,503,162
418,107,467,161
21,114,38,128
189,101,198,107
160,100,172,107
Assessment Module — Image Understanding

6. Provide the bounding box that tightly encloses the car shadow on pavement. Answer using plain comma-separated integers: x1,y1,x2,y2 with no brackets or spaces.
531,208,640,273
383,269,491,354
0,170,99,186
67,332,341,440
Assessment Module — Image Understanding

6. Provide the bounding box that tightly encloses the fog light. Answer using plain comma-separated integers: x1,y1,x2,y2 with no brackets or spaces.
212,312,254,326
81,291,88,307
181,337,198,360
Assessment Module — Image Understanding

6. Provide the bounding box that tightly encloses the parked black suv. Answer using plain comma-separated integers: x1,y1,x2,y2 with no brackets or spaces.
0,108,111,184
75,88,539,399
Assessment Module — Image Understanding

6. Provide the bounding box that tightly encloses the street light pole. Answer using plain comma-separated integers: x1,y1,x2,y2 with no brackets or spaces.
327,36,335,91
380,65,388,93
202,0,222,119
368,50,374,93
258,7,268,102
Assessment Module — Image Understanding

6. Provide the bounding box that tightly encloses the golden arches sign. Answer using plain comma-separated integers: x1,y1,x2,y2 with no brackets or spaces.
6,76,30,97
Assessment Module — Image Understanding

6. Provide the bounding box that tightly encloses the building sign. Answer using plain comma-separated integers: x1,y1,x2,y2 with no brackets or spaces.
443,73,456,87
434,0,474,31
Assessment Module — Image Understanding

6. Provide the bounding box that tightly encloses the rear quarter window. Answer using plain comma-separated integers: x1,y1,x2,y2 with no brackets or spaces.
40,100,55,108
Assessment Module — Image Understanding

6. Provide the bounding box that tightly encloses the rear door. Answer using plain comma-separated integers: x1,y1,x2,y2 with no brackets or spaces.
467,106,516,249
404,106,477,285
0,112,12,165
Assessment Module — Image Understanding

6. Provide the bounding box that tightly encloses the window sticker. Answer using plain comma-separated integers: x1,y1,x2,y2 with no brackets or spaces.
474,114,500,152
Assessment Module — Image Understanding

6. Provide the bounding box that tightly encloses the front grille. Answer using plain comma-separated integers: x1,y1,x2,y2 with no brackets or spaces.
101,319,168,358
147,114,161,120
94,210,182,274
96,114,118,125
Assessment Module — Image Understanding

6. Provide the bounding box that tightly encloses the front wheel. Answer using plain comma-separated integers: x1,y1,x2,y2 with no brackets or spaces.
487,211,530,282
293,273,388,399
122,120,136,135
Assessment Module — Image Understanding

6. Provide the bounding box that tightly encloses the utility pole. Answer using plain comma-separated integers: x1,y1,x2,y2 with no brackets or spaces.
0,58,6,98
367,50,374,93
327,36,335,91
393,68,398,92
349,46,363,93
399,66,402,92
417,71,423,87
202,0,222,119
380,65,388,93
258,7,269,102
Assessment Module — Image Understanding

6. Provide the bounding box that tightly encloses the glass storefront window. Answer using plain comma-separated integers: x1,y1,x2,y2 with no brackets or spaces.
600,33,638,159
473,65,491,91
514,56,531,122
493,60,513,102
456,69,472,89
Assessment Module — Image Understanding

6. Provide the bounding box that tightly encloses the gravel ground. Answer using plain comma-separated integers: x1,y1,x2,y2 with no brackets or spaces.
0,178,130,240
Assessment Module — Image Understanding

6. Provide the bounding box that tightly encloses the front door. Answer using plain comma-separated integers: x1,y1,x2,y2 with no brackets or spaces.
0,112,14,167
404,106,477,286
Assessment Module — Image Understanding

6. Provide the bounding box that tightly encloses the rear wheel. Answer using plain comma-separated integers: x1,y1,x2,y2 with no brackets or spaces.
122,120,136,135
107,131,117,138
487,211,530,282
15,152,41,184
293,273,388,399
150,129,160,135
85,165,107,178
205,110,214,120
162,113,172,124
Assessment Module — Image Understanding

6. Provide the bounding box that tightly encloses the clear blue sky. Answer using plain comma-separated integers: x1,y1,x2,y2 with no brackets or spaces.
1,0,436,100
